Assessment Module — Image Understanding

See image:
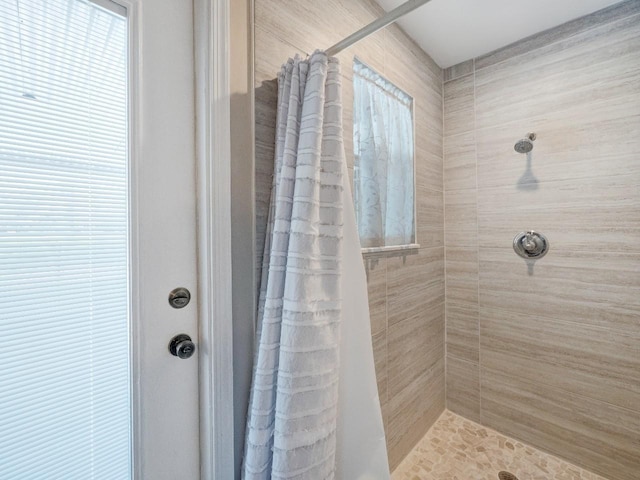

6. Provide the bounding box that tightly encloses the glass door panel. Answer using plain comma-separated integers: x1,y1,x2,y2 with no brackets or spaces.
0,1,131,478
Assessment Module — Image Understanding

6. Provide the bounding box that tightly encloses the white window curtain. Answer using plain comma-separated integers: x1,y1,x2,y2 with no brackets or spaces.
353,60,415,248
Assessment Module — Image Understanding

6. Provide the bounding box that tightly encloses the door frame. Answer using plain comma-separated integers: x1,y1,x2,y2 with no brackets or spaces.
194,0,235,478
126,0,231,475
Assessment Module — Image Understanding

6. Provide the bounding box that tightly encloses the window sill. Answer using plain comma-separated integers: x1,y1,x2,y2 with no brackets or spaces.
361,243,420,255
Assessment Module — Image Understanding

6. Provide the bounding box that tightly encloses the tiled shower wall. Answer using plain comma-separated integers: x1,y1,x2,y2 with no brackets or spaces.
253,0,444,470
443,2,640,480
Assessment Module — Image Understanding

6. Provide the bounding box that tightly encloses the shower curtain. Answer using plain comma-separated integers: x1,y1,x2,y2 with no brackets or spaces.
243,52,389,480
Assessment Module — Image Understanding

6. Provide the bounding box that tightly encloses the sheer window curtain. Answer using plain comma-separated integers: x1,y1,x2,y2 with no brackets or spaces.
353,60,415,248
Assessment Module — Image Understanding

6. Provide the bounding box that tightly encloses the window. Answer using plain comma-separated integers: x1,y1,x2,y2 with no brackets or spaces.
0,0,131,477
353,59,416,251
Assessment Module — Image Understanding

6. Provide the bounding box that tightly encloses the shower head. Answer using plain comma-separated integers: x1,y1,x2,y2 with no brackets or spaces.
514,132,536,154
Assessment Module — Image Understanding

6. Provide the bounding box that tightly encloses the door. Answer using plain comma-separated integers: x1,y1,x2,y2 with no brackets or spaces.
0,0,200,478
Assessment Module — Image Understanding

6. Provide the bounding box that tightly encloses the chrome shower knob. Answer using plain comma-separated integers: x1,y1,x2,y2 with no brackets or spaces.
169,334,196,359
513,231,549,259
522,232,542,253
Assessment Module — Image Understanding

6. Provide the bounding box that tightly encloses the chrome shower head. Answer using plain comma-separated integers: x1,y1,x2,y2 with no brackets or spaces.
514,132,536,154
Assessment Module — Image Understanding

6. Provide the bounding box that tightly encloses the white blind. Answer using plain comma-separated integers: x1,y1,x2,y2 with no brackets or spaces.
0,1,131,478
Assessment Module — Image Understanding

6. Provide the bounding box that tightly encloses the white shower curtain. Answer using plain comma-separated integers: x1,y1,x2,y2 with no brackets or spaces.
243,52,389,480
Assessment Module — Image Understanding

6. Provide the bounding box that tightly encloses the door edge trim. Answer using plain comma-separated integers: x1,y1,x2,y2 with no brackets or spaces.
194,0,236,479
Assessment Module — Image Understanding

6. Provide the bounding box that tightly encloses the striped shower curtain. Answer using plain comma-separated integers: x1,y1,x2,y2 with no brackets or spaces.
243,51,389,480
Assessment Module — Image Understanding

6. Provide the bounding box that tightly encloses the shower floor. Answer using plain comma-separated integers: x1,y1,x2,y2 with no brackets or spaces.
391,410,608,480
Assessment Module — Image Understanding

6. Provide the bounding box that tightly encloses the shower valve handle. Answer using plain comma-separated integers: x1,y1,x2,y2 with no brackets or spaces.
513,231,549,260
523,232,539,252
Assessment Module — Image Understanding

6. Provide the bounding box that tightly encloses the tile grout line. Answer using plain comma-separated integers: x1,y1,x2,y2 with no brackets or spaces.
442,61,448,414
383,255,388,427
383,27,389,433
472,58,483,423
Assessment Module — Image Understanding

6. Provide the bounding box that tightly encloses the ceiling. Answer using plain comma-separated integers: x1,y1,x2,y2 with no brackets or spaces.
374,0,625,68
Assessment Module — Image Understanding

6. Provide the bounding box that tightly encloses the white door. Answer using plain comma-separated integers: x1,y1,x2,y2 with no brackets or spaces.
0,0,200,478
134,0,200,478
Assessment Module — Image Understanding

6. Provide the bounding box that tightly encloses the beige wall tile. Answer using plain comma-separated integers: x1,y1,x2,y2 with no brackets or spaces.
445,303,479,364
444,247,478,306
475,13,640,130
475,113,640,189
444,189,477,248
443,74,474,137
477,175,640,253
481,370,640,480
446,356,480,423
480,306,640,412
415,129,444,194
384,248,445,465
255,0,359,58
364,257,387,337
387,300,444,396
444,131,477,192
387,248,445,327
444,59,474,83
372,329,388,424
254,77,278,277
479,247,640,336
416,187,444,249
387,365,445,470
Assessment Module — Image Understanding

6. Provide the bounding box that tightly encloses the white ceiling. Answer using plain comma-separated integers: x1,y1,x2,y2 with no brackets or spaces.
374,0,625,68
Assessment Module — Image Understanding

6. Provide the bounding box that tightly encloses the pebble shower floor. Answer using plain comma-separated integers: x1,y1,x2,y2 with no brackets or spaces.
391,411,609,480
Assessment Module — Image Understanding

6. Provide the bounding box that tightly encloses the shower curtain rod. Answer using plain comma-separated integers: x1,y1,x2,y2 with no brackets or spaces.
325,0,432,57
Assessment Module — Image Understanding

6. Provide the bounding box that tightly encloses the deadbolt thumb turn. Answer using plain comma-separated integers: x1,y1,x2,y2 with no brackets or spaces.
169,334,196,359
168,287,191,309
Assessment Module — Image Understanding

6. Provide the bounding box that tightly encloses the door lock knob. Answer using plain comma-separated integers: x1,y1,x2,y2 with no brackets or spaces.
169,334,196,359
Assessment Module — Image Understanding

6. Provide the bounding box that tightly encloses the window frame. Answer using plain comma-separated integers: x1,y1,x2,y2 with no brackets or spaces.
352,56,420,254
